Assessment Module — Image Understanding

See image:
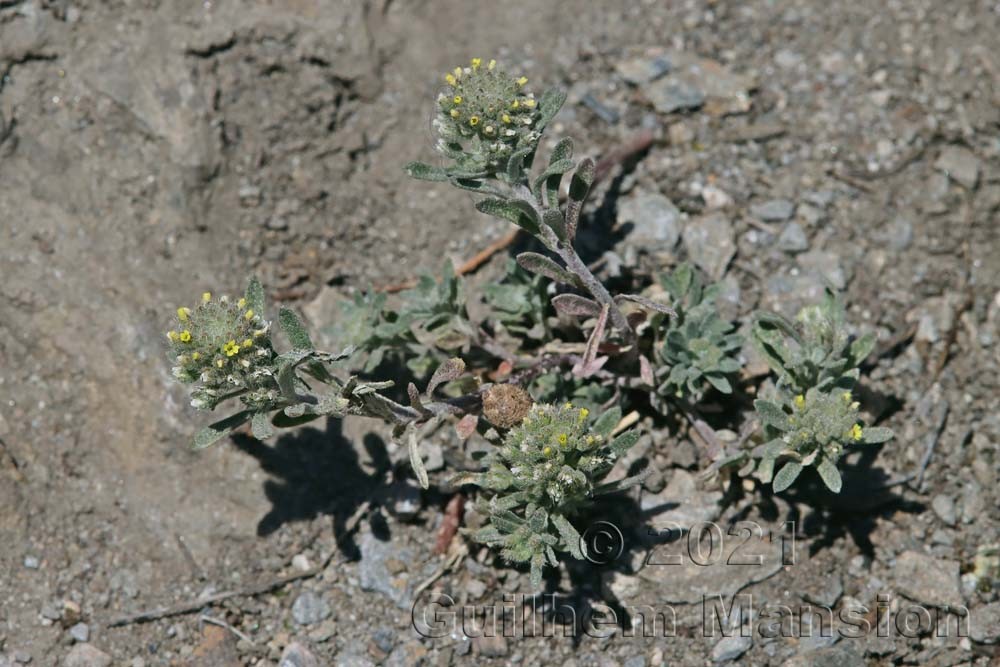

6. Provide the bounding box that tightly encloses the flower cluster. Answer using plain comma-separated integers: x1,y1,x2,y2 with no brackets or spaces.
748,292,894,493
166,291,278,411
433,58,541,171
755,387,893,493
455,402,642,589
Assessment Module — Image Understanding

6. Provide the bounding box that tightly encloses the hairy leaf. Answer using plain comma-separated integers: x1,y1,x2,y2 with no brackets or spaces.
772,461,803,492
193,410,252,450
403,161,450,182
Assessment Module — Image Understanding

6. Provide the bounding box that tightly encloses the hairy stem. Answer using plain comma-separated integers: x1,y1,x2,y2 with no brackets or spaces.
501,180,636,348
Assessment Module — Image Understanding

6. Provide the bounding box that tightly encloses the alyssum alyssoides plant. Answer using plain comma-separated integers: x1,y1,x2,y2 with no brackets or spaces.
453,400,642,589
166,276,480,477
165,57,896,590
734,292,894,493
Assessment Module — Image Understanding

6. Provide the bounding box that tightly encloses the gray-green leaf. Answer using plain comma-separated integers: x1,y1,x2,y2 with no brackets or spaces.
816,457,842,493
772,461,803,492
279,307,314,351
193,410,253,450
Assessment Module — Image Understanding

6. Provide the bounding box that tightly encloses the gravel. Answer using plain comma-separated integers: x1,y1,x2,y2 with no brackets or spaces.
618,192,682,248
711,635,752,662
291,591,331,626
892,550,963,608
750,199,796,222
682,213,736,280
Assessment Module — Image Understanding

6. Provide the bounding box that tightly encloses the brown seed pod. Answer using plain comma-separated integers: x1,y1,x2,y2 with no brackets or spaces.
482,384,533,429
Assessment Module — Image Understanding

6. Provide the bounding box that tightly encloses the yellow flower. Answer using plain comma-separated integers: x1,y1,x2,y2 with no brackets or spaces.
542,445,554,457
557,433,568,446
450,109,460,118
179,330,192,343
470,57,481,69
841,391,852,402
794,394,805,409
517,76,528,86
469,116,479,126
242,338,253,349
453,95,462,104
244,309,254,320
216,359,225,368
445,73,456,86
177,307,190,321
850,424,863,441
502,113,512,123
223,340,240,357
510,100,520,109
192,352,200,360
202,292,211,303
488,59,496,70
253,328,267,338
453,67,462,78
237,297,247,308
167,330,178,342
523,98,536,108
579,408,589,421
564,402,573,409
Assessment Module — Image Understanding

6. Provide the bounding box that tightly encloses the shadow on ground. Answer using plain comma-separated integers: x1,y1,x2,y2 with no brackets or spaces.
232,419,392,557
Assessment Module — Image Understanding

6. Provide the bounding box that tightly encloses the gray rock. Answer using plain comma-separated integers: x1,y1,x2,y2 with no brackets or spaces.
892,550,963,608
23,556,39,570
961,480,984,524
683,213,736,280
935,145,980,189
931,494,957,526
69,623,90,643
618,193,682,248
279,642,321,667
422,441,445,472
291,591,330,626
388,480,422,521
335,642,376,667
711,635,752,662
884,216,913,251
359,529,414,609
777,222,809,252
371,627,396,654
616,54,672,85
762,271,829,318
645,77,705,113
237,184,261,208
797,250,848,290
640,469,723,525
473,634,508,658
969,602,1000,643
782,644,863,667
751,199,795,222
624,656,647,667
63,644,112,667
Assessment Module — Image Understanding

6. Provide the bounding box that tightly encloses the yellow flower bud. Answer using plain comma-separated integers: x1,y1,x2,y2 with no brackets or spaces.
177,307,190,321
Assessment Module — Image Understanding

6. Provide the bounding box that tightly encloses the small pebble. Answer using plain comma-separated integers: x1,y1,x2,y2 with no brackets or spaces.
69,623,90,643
291,591,330,626
23,556,39,570
750,199,795,222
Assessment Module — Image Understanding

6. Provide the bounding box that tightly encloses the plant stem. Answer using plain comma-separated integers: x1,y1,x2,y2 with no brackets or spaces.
510,182,636,347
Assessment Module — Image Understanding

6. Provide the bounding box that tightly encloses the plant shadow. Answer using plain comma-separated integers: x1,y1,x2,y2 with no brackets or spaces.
749,445,926,560
231,418,393,558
